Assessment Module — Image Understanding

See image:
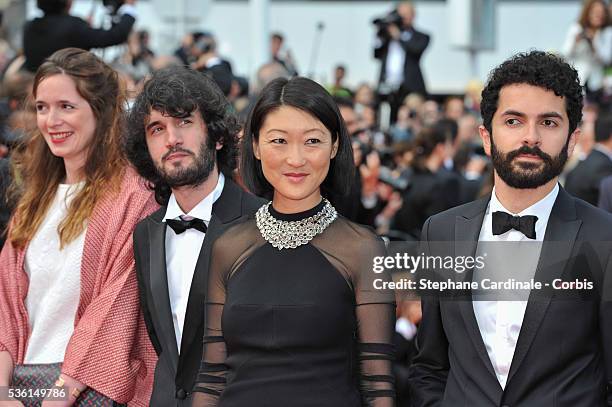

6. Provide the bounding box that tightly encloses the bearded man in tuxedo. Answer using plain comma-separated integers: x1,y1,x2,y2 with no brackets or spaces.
409,51,612,407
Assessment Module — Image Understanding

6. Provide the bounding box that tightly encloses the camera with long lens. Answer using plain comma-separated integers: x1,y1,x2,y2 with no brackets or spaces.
102,0,125,15
372,9,403,37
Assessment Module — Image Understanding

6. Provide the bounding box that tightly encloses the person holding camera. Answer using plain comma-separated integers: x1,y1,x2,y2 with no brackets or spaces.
374,1,430,124
23,0,137,73
562,0,612,104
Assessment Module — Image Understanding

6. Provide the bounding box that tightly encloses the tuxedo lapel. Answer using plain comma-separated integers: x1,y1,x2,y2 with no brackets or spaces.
453,196,499,381
506,187,581,384
147,214,180,371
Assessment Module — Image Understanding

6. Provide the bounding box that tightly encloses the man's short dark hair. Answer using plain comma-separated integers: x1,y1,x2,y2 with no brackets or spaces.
595,113,612,143
37,0,68,14
125,65,240,205
481,51,583,136
333,96,354,110
242,77,354,200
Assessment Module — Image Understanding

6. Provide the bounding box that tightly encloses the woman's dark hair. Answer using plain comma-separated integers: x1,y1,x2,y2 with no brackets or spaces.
481,51,583,136
241,77,354,200
125,65,240,205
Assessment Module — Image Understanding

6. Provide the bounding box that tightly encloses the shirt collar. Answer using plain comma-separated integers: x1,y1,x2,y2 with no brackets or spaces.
206,56,222,68
163,172,225,222
489,182,559,220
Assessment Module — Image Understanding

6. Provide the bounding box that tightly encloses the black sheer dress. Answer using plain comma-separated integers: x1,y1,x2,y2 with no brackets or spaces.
192,200,396,406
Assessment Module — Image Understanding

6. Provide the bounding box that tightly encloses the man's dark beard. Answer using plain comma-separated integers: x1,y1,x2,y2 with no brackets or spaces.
157,141,216,188
490,135,569,189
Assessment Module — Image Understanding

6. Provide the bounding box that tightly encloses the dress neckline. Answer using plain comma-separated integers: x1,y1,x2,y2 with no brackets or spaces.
268,199,326,222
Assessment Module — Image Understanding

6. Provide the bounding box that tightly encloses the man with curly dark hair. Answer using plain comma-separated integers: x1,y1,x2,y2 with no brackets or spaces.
409,51,612,406
124,65,264,407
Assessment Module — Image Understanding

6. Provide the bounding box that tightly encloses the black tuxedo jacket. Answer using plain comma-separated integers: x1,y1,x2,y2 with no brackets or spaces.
23,12,135,72
133,178,264,406
565,149,612,206
409,186,612,407
374,26,430,95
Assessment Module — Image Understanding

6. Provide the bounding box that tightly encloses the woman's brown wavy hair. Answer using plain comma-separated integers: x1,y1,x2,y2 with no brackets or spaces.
8,48,126,249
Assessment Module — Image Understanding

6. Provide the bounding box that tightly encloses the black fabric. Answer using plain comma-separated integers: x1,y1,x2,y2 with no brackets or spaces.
565,149,612,206
408,186,612,407
166,217,208,235
0,158,11,248
192,208,396,407
23,13,135,73
491,211,538,239
391,168,461,239
133,178,265,407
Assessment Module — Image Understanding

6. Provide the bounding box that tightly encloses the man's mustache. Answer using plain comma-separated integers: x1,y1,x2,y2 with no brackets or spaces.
506,145,553,163
162,146,195,161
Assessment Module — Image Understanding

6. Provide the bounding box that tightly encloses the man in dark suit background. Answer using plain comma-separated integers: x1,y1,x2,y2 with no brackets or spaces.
124,66,264,406
565,113,612,205
23,0,137,73
374,1,430,122
409,51,612,406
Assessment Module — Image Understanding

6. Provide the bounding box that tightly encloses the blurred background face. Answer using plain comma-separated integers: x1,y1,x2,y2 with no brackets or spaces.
339,105,359,135
254,105,338,211
35,74,96,171
589,1,607,28
354,84,375,106
397,2,415,26
334,67,345,83
444,97,465,121
271,36,283,57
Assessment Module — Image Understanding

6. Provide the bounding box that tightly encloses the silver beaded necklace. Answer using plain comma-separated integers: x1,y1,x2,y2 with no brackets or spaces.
255,198,338,250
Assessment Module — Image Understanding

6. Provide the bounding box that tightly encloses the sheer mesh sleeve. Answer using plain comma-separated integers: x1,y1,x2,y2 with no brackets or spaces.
192,220,265,406
313,218,397,407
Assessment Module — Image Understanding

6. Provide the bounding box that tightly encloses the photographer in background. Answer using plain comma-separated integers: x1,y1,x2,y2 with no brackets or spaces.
373,1,430,124
23,0,137,73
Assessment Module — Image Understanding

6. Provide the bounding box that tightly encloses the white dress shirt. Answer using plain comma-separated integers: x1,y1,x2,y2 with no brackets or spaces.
163,173,225,350
473,183,558,389
562,23,612,90
385,39,406,89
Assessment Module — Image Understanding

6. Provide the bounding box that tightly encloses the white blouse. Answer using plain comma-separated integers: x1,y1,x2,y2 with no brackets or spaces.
562,23,612,91
24,183,86,364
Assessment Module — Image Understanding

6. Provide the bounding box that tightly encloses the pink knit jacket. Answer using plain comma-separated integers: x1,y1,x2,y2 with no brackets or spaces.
0,168,159,406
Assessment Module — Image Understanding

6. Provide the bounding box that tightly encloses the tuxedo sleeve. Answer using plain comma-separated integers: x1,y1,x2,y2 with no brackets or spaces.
600,249,612,406
133,225,162,355
400,31,430,58
408,217,449,406
74,14,135,50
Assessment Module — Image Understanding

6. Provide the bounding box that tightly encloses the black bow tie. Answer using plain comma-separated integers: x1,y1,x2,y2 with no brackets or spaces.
492,211,538,239
166,216,208,235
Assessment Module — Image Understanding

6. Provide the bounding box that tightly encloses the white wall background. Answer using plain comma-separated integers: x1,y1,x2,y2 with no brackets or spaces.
27,0,582,94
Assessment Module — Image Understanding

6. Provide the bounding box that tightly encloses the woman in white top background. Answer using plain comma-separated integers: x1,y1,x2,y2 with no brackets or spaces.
563,0,612,104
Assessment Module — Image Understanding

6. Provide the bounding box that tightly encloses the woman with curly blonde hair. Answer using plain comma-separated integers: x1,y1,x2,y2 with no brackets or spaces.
0,48,157,406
